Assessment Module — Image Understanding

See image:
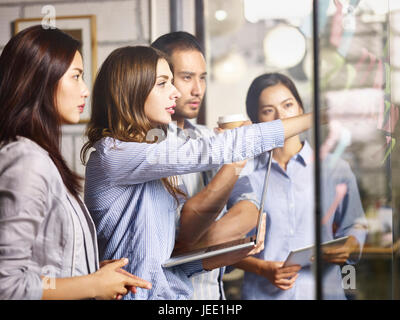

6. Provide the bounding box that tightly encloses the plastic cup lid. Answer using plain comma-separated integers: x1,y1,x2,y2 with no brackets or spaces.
218,114,247,124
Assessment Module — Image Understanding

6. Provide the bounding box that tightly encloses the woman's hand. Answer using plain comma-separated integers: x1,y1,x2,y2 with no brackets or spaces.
92,258,152,300
323,236,359,265
258,261,301,290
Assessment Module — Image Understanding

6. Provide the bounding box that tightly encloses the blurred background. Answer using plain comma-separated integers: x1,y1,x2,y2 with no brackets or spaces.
1,0,399,299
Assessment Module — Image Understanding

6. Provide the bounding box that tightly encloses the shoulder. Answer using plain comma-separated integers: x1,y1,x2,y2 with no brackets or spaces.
192,123,211,132
324,154,352,171
89,137,146,162
191,123,209,131
0,137,62,193
0,137,53,168
190,123,215,138
94,137,143,152
323,155,355,182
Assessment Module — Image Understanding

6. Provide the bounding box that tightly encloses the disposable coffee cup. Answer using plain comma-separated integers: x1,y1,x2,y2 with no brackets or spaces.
218,114,247,129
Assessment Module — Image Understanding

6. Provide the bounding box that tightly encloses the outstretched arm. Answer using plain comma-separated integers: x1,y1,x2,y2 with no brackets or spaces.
100,111,318,186
282,112,313,139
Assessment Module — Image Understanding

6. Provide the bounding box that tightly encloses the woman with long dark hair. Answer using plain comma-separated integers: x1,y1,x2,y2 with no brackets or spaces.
232,73,367,299
0,25,151,300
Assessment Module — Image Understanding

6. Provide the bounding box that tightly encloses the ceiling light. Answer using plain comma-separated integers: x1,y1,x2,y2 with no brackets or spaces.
263,24,306,69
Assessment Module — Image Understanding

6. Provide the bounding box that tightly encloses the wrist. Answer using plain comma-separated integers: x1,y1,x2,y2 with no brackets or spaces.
86,272,99,300
226,161,246,171
217,163,244,181
255,259,265,277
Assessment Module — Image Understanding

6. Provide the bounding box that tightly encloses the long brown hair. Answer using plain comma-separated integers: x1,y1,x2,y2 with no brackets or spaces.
0,25,83,199
81,46,185,202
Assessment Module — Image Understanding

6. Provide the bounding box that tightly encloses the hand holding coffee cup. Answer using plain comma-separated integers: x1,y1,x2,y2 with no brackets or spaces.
217,114,249,129
215,114,251,134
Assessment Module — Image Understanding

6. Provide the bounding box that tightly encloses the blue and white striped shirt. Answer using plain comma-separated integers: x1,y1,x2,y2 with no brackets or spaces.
84,120,284,299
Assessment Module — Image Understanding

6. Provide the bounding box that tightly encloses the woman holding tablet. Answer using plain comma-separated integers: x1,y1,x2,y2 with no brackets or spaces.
231,73,368,300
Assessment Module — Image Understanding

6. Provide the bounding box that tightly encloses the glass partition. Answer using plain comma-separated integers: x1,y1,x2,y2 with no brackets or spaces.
318,0,396,300
204,0,399,300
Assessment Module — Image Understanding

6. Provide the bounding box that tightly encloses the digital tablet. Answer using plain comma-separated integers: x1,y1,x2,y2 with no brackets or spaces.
162,235,257,268
283,236,349,267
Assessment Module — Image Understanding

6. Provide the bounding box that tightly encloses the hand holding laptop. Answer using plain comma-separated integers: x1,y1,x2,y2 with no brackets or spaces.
322,235,359,265
202,213,267,271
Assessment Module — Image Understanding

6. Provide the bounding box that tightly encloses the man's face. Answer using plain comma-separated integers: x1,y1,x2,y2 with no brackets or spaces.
170,49,207,120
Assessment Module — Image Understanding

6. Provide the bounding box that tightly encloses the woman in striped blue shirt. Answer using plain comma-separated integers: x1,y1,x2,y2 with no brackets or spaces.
81,46,315,299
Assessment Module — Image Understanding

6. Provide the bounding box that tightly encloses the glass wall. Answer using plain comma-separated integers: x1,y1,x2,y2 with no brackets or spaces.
318,0,395,300
204,0,400,300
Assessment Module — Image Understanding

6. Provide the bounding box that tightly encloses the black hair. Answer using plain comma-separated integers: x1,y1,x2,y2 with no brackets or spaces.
151,31,204,57
0,25,82,199
245,73,304,123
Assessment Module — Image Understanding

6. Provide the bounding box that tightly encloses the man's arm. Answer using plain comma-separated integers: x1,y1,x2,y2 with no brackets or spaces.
190,200,259,250
201,213,266,271
176,161,247,248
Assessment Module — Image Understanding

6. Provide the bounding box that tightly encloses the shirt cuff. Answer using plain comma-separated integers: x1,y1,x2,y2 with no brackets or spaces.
180,259,204,278
232,193,260,210
258,119,285,152
26,271,44,300
0,269,43,300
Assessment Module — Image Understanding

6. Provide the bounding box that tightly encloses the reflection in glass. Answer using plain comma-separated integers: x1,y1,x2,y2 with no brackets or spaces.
205,0,399,299
319,0,395,300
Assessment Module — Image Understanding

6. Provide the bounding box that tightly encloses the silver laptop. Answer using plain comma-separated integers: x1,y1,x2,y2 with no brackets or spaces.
162,150,273,268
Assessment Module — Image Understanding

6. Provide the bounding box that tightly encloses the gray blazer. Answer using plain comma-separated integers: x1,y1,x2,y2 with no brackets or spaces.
0,137,99,299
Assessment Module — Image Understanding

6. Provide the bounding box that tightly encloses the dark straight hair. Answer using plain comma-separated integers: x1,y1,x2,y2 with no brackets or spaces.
151,31,204,58
0,25,83,199
246,73,304,123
